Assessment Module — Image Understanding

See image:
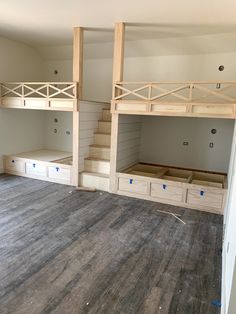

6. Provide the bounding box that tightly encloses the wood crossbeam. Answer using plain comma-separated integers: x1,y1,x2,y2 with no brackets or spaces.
113,81,236,104
192,84,236,103
0,82,77,99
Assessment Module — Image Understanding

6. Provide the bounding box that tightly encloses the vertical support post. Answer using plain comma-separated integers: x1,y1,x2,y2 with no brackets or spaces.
112,22,125,99
72,27,84,186
110,23,125,192
110,113,119,192
73,27,84,99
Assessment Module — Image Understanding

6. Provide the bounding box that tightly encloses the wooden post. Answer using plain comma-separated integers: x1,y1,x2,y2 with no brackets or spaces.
110,113,119,192
112,22,125,98
72,27,84,186
73,27,84,98
110,23,125,192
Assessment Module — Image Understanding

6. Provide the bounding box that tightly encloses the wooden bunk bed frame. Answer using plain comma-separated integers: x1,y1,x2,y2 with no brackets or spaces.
1,27,109,187
110,22,234,214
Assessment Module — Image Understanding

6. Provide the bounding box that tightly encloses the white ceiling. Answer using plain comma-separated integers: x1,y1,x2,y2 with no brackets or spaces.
1,0,236,46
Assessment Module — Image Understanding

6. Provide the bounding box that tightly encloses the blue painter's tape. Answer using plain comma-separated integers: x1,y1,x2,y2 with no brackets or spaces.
33,163,36,168
130,179,133,184
211,300,221,308
56,167,59,172
163,184,167,190
200,190,204,196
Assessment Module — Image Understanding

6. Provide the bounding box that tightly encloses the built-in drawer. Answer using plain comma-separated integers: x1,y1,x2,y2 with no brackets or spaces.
50,100,74,110
186,188,224,209
151,182,183,202
118,177,148,195
5,157,25,173
26,162,47,177
48,166,71,181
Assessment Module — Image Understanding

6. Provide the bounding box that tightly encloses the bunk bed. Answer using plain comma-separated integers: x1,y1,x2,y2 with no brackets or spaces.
0,27,110,188
110,22,235,215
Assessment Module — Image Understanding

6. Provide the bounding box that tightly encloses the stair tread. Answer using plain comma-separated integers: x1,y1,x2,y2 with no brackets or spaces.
85,157,110,162
81,171,109,178
94,132,111,135
90,144,110,149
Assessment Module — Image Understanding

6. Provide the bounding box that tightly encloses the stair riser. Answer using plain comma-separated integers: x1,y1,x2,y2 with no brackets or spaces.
84,160,110,175
102,110,112,122
80,173,110,192
94,134,111,146
89,147,110,160
98,121,111,133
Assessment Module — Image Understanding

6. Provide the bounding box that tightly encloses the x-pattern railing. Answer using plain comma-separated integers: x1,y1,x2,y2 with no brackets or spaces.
0,82,77,99
113,81,236,103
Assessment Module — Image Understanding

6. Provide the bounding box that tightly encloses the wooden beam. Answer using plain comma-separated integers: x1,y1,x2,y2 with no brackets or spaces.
73,27,84,98
109,113,119,192
112,23,125,86
72,27,83,187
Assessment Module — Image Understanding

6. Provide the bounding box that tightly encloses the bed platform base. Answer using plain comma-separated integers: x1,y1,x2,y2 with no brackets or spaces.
4,150,73,185
115,163,227,215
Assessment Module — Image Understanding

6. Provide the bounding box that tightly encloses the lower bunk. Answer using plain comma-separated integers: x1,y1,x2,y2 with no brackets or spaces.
4,149,73,185
116,163,227,215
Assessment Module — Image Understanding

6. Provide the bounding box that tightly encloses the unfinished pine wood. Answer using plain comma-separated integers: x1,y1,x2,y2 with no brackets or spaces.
112,23,125,87
115,163,227,214
0,174,222,314
0,82,78,111
112,81,236,118
4,150,73,185
73,27,84,98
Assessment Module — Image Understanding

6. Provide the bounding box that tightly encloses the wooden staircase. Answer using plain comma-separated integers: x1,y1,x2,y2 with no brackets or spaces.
80,109,111,191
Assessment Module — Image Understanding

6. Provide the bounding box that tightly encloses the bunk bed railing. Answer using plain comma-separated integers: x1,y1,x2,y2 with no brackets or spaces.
0,82,78,99
113,81,236,103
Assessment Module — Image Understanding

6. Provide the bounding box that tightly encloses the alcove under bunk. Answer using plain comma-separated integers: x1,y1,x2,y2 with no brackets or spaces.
111,113,234,215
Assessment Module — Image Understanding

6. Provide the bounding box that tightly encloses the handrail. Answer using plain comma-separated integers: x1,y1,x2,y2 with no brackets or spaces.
113,81,236,103
0,82,78,99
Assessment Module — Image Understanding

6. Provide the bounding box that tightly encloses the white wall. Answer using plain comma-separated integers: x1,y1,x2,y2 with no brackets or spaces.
0,109,45,172
0,36,43,81
0,36,44,172
222,122,236,314
43,111,73,152
140,116,234,173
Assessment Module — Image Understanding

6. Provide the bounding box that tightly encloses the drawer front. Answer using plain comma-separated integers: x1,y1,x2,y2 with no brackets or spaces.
186,188,223,209
50,100,74,109
151,104,187,114
26,162,47,177
5,158,25,173
118,177,148,195
151,182,183,202
48,166,71,181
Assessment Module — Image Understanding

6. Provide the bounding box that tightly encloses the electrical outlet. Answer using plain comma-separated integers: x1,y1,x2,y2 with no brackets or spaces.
183,141,189,146
209,142,214,148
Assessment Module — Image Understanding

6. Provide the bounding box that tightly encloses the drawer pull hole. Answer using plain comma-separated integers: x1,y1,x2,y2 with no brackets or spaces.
11,160,15,163
56,167,59,172
200,190,205,196
129,179,133,184
33,163,36,168
163,184,167,190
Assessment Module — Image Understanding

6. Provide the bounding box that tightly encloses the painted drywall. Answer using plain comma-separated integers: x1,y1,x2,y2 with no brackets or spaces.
0,108,45,172
0,36,43,81
139,116,234,173
0,36,45,172
43,111,73,153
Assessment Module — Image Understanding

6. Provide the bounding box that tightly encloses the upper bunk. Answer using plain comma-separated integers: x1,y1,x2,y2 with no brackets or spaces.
111,23,236,119
0,82,78,112
111,80,236,119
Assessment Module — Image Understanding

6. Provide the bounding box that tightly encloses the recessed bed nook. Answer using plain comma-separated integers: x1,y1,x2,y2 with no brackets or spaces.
113,114,233,214
2,109,74,185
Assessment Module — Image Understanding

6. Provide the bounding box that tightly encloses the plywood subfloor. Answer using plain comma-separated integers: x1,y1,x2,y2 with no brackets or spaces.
0,174,222,314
